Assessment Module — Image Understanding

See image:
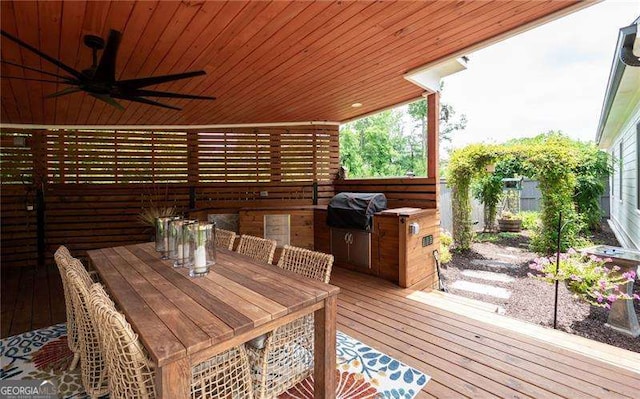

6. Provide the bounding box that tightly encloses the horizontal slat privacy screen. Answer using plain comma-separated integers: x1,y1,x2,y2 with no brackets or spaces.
0,132,33,184
1,127,338,184
46,131,189,184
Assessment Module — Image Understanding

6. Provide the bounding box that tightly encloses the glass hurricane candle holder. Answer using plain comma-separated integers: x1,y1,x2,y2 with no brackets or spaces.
187,222,217,277
174,219,197,268
155,216,172,259
167,217,185,263
156,216,181,260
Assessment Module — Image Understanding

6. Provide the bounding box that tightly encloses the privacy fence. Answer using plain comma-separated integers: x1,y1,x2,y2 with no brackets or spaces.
439,179,611,233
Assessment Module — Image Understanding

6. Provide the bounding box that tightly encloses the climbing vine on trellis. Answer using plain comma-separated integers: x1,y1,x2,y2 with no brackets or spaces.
446,133,610,254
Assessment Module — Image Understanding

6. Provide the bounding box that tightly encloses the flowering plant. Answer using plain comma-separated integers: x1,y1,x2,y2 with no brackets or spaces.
528,248,640,308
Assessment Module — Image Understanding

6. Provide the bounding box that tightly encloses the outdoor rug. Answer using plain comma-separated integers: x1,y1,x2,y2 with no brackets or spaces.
1,325,429,399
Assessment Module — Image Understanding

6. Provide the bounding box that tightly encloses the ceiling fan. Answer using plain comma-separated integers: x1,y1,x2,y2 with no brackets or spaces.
0,29,215,110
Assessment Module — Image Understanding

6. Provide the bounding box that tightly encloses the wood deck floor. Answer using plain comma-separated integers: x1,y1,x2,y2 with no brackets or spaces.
2,265,639,398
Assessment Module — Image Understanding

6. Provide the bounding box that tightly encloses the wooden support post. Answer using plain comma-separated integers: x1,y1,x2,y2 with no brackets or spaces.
314,295,337,399
427,92,439,181
187,131,198,210
156,357,191,399
427,92,440,209
31,131,47,268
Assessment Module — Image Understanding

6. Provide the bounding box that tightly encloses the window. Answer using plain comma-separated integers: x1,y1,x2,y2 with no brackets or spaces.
619,140,623,200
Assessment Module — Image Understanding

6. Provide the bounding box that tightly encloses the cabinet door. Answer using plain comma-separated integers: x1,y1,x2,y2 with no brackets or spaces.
330,228,350,265
349,230,371,269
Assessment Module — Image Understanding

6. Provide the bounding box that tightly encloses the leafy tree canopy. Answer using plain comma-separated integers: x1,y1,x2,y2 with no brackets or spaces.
340,85,466,178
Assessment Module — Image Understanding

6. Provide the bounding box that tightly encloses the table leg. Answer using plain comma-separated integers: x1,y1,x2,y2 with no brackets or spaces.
314,295,337,399
156,357,191,398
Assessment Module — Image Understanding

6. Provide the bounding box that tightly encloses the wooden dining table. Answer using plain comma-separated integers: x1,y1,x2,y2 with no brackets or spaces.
87,242,339,398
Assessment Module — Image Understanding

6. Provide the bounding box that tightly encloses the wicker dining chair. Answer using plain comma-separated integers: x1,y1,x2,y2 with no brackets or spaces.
54,245,80,371
66,260,109,398
88,283,255,399
235,235,277,264
247,245,334,399
215,228,237,250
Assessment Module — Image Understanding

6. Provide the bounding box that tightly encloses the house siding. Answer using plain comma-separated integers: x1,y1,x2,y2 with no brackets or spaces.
609,103,640,250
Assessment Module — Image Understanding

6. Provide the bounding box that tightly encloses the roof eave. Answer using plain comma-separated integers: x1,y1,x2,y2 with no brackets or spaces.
596,21,639,147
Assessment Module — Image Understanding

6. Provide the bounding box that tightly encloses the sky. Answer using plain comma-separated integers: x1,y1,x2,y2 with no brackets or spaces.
435,0,640,156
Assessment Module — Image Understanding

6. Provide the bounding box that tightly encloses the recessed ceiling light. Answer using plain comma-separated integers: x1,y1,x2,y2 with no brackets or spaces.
351,102,363,108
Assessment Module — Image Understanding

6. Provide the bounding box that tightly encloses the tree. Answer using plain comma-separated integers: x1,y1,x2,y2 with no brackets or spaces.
340,84,466,178
407,83,467,144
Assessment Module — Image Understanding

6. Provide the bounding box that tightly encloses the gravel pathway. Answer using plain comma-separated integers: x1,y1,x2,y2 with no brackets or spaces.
440,225,640,353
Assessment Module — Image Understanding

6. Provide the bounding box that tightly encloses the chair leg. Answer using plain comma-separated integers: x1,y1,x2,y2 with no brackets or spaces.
69,352,80,371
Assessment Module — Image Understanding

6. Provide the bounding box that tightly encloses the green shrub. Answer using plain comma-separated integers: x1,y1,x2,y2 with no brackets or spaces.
474,232,519,243
518,211,540,231
439,231,453,264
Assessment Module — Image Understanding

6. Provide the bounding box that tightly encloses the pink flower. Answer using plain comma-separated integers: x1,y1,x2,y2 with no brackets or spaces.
570,274,582,281
596,293,604,303
633,294,640,301
604,258,613,264
589,255,599,262
607,294,618,303
529,263,543,271
598,280,607,290
604,303,611,309
612,265,620,272
622,271,636,281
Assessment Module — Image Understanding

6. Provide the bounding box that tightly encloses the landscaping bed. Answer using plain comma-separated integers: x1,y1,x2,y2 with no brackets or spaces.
440,224,640,353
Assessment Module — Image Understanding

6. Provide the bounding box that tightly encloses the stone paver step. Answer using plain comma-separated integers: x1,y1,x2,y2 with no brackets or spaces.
451,280,512,299
470,259,518,269
461,270,515,283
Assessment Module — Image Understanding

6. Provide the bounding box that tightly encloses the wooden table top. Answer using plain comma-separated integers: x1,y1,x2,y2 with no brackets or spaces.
87,242,340,366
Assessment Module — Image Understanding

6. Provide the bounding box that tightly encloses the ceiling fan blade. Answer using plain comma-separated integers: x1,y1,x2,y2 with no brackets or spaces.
113,95,182,110
94,30,121,82
1,60,77,80
0,75,76,84
1,30,84,80
117,70,206,89
127,89,215,100
45,87,82,99
90,93,124,110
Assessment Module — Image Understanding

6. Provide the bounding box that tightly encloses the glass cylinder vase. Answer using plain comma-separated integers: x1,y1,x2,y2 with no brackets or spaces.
173,219,197,268
155,216,173,259
187,222,216,277
156,216,181,259
168,218,186,265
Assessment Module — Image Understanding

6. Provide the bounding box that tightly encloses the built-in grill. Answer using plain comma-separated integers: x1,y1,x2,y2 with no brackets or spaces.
327,193,387,270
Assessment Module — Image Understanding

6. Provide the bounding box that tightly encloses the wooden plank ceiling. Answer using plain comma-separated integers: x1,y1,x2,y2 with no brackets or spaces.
1,0,579,126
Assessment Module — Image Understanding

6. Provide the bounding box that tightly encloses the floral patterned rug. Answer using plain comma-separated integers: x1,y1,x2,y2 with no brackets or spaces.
1,325,429,399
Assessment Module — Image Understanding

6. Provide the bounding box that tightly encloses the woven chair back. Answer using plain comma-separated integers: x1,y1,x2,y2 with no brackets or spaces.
236,235,277,264
277,245,334,283
88,283,156,399
215,228,237,250
66,261,109,397
54,246,78,354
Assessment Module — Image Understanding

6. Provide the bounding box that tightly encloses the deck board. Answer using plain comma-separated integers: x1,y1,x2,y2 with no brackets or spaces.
332,268,640,398
2,265,639,398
